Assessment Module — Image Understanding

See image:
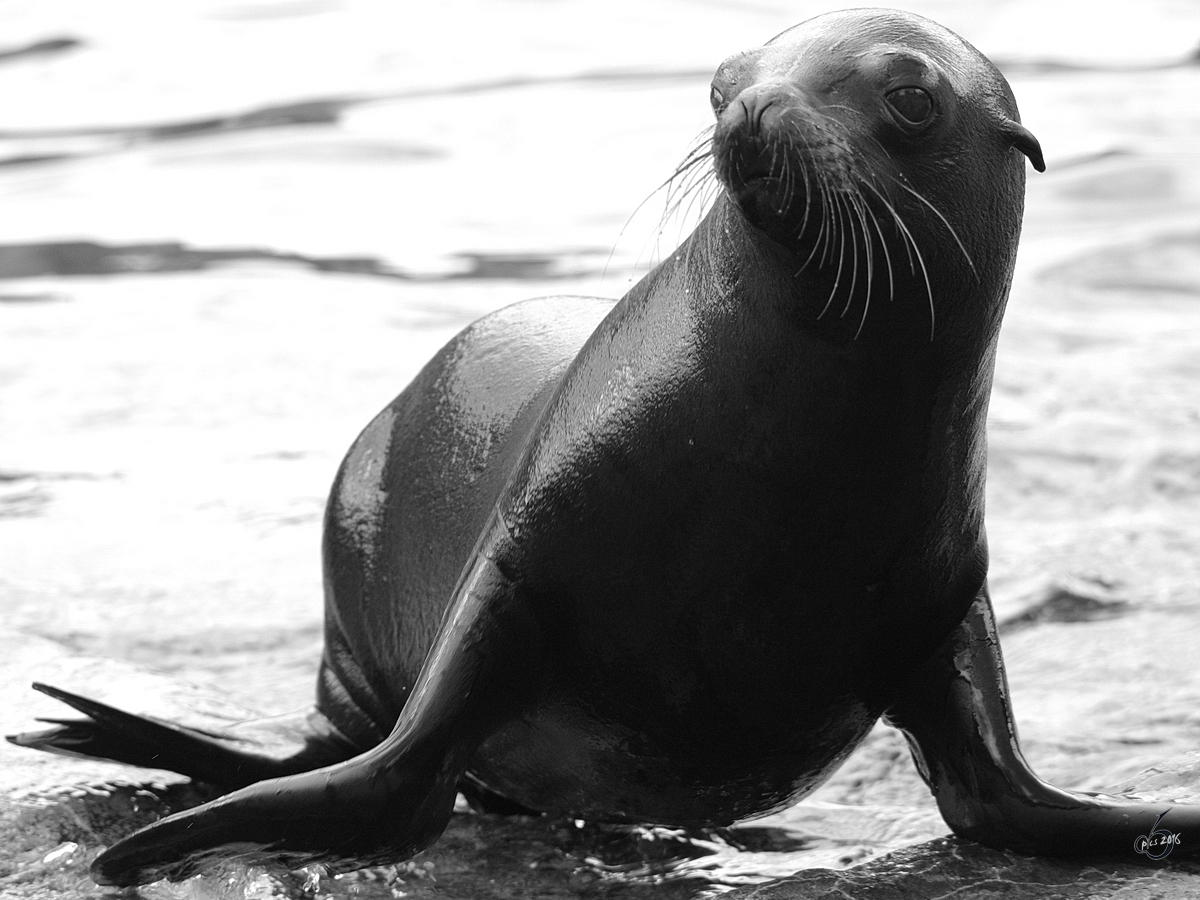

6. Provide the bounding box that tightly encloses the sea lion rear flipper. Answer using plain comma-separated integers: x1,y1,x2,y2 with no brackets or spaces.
88,548,548,886
7,683,357,790
885,587,1199,859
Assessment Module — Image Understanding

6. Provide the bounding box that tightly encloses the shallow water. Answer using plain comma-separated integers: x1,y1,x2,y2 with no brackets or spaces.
2,1,1200,897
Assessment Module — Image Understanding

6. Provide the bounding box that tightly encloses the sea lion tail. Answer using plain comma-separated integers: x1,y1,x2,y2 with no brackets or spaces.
6,682,356,790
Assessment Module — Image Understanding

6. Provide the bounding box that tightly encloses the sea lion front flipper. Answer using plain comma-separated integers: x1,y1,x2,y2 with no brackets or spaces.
89,548,548,886
885,587,1199,860
6,683,358,790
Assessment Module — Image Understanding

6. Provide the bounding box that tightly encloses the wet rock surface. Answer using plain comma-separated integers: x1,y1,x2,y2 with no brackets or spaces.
3,0,1200,897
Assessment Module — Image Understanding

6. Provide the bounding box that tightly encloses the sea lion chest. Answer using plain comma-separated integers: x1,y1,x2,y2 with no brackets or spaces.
467,266,978,823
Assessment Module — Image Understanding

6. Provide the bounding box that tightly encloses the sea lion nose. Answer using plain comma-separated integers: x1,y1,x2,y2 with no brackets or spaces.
740,92,777,134
714,81,824,165
715,82,792,137
713,82,807,193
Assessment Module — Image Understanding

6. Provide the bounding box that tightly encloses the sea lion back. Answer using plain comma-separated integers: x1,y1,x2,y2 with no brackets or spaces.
317,296,617,747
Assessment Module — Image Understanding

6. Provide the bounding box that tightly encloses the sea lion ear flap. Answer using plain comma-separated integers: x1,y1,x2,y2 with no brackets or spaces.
1000,119,1046,172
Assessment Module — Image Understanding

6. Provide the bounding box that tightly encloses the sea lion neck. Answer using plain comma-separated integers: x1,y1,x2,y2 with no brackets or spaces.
626,194,997,522
658,196,998,360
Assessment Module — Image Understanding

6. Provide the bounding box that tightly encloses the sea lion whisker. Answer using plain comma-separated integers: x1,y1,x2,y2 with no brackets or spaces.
674,126,715,176
823,103,864,119
768,135,784,213
907,227,936,341
681,172,721,246
859,180,909,298
858,182,897,303
666,141,724,259
680,153,722,275
854,281,872,339
855,190,877,296
816,224,838,314
820,178,849,278
779,138,801,221
817,175,838,270
796,227,823,275
892,208,936,339
838,192,863,320
663,146,716,221
887,177,979,280
694,177,725,262
858,179,935,337
861,178,918,278
790,168,806,243
818,188,851,320
794,153,812,229
648,135,712,207
805,177,828,272
854,125,897,163
778,141,797,219
794,170,825,276
787,134,806,220
677,194,704,283
796,157,819,253
608,129,716,280
663,159,711,220
848,190,876,339
669,143,713,184
662,165,707,231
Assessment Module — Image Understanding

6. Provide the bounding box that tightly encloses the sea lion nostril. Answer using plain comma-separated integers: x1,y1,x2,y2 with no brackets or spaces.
746,96,777,133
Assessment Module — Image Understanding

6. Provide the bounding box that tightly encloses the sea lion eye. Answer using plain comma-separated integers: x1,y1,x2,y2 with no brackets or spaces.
710,85,726,113
886,87,933,126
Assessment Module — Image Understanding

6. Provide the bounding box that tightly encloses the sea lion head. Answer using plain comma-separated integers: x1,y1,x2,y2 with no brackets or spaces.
706,8,1044,342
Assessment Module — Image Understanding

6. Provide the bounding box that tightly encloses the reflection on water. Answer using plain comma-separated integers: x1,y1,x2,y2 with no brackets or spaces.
0,240,609,281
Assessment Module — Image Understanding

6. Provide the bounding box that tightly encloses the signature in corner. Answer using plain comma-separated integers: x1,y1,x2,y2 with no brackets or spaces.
1134,809,1183,860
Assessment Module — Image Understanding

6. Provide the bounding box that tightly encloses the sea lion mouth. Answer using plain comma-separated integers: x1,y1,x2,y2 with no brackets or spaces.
713,122,838,238
729,171,781,198
724,179,782,233
727,173,795,230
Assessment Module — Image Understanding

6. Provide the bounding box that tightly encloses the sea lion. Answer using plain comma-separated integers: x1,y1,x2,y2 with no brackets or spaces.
10,7,1198,887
